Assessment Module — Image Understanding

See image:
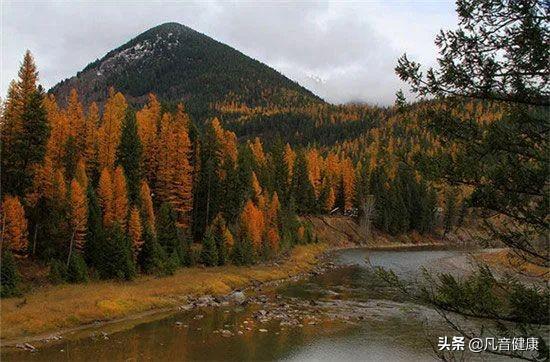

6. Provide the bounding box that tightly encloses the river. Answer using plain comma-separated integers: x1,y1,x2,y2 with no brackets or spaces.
2,247,512,361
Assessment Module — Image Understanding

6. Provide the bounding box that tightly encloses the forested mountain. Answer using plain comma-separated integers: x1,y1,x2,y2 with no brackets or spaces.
2,51,452,297
1,27,468,297
50,22,322,120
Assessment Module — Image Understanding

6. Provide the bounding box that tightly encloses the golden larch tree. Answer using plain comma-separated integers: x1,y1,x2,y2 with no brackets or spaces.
325,153,341,185
239,199,264,249
341,157,356,210
251,172,262,203
284,143,296,181
139,181,156,234
98,89,127,170
1,196,29,254
1,51,38,171
212,118,238,165
266,192,280,224
75,158,88,190
306,149,323,196
66,89,86,152
112,166,129,229
44,95,69,169
155,113,194,227
26,155,55,206
1,81,23,162
266,226,280,252
83,102,99,172
249,137,266,166
53,169,67,203
136,94,161,183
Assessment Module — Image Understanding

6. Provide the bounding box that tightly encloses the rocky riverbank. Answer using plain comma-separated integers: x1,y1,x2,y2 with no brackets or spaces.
1,243,329,347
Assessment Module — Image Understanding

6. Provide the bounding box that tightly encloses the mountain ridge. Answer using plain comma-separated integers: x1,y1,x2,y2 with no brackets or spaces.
50,22,324,118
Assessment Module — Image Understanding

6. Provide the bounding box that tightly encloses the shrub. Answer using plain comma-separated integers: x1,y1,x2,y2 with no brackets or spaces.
138,226,174,276
48,259,68,284
97,224,135,280
200,231,218,267
232,237,255,266
1,250,21,297
67,253,89,283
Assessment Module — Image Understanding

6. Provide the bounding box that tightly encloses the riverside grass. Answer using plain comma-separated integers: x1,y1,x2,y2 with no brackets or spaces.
1,243,327,340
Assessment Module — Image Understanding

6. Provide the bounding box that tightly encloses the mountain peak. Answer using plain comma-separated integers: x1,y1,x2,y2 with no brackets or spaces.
50,23,322,119
137,22,195,39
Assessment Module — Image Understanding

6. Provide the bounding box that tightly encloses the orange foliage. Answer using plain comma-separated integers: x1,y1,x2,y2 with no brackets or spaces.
83,102,99,171
212,118,238,165
53,169,67,203
136,94,161,182
156,112,194,228
98,89,127,170
139,181,156,234
249,137,267,166
251,172,262,202
267,192,280,223
306,149,323,196
266,227,280,252
75,158,88,190
112,166,129,229
27,156,55,205
341,157,355,210
284,143,296,180
1,196,29,254
44,95,69,169
239,200,264,249
66,89,86,151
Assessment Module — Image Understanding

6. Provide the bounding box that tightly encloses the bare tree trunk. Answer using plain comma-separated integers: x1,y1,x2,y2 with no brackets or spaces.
67,228,76,267
0,212,6,260
360,195,375,246
32,224,39,255
205,169,211,227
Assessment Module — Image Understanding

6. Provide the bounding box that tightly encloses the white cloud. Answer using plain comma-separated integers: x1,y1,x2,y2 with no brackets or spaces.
1,0,456,105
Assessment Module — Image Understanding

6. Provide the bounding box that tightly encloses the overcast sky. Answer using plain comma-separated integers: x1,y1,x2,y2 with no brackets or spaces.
1,1,457,105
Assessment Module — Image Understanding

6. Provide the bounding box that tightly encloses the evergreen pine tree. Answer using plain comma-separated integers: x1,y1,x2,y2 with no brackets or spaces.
211,215,230,266
232,237,255,266
193,120,222,240
0,250,21,298
97,224,135,280
200,230,218,267
62,136,79,180
157,202,181,255
84,185,105,268
291,151,316,214
220,155,241,223
138,226,173,276
271,137,290,204
116,109,143,204
66,253,89,283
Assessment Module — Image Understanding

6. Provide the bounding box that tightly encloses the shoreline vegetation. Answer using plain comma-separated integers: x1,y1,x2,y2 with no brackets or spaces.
1,243,327,344
1,215,456,348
